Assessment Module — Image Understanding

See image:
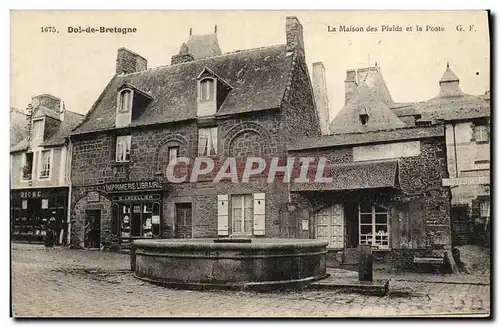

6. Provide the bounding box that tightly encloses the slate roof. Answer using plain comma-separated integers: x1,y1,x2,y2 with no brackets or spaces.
440,64,459,83
41,111,84,147
186,33,222,59
288,125,444,151
290,159,399,192
329,82,406,134
391,65,490,122
10,110,84,153
72,45,293,135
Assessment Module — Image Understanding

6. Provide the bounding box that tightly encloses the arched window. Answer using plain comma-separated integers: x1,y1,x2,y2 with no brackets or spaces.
118,89,132,112
199,78,215,101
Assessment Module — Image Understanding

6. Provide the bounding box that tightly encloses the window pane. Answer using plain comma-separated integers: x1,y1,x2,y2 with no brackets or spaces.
375,225,388,233
360,213,372,224
359,202,372,213
375,213,387,224
360,225,372,235
209,128,217,155
231,195,243,233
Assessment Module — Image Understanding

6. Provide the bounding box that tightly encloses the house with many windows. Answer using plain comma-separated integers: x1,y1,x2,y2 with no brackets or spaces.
287,71,451,267
68,17,324,250
10,94,84,243
393,64,491,246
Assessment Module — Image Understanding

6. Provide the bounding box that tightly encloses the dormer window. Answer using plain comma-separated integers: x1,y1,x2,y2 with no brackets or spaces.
32,119,44,141
115,84,153,128
200,78,215,101
360,114,369,126
196,67,232,117
118,89,133,112
359,107,369,126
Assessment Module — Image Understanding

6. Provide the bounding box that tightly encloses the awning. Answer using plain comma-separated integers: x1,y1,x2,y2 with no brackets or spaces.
290,159,399,192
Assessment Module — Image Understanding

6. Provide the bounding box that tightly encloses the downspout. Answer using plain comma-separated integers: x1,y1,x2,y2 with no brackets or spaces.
66,136,73,246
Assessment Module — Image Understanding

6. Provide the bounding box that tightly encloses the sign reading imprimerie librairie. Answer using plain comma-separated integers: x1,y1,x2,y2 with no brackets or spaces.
105,181,164,193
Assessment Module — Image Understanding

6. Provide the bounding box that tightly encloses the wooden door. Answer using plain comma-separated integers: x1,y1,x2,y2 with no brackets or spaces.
175,203,192,238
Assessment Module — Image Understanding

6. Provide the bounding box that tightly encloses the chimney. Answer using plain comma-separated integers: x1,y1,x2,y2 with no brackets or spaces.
285,16,305,56
116,47,147,75
31,94,62,117
312,62,330,135
171,43,194,65
344,69,358,105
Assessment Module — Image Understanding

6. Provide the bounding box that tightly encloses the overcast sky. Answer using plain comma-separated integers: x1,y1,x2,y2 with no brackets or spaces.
11,10,490,120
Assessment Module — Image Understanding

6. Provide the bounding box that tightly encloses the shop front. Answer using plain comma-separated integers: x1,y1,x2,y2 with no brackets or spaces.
104,181,164,249
10,187,68,243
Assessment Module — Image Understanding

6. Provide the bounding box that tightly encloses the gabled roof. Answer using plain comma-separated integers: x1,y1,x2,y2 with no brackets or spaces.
41,111,84,147
10,110,84,153
329,83,406,134
72,45,293,135
186,33,222,59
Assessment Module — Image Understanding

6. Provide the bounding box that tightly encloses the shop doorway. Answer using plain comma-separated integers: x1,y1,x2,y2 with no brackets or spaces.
175,203,192,238
85,210,101,249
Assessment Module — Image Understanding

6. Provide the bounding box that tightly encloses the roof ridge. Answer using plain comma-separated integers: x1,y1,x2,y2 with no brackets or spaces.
119,44,286,77
64,110,85,117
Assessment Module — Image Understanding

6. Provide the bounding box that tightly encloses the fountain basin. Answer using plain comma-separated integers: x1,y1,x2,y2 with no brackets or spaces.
133,238,329,289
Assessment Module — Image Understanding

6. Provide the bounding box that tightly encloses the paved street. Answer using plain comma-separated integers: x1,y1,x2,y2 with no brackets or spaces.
11,243,490,318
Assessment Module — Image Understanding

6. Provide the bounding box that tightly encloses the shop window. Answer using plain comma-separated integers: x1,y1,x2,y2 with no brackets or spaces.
120,204,131,238
22,199,28,210
359,202,390,249
116,135,131,162
152,202,161,237
39,150,51,179
198,127,217,156
231,194,253,234
41,199,49,209
111,203,120,237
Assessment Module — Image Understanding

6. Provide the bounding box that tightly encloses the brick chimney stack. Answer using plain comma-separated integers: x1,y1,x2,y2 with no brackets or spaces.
344,69,358,105
116,47,147,75
171,43,194,65
285,16,305,56
312,62,330,135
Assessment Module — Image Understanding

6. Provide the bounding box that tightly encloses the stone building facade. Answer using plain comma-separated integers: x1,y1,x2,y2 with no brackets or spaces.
68,17,322,249
10,94,83,243
393,64,490,245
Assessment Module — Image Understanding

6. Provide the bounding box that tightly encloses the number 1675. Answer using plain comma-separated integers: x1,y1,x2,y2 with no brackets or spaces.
41,26,57,33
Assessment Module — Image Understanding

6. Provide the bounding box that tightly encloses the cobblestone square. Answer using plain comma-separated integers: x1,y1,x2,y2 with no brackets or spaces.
11,243,490,318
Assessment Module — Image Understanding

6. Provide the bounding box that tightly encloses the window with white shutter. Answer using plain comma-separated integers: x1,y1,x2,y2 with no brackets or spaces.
217,194,229,236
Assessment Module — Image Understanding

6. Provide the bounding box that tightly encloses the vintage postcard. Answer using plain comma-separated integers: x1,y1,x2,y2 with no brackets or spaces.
10,10,490,318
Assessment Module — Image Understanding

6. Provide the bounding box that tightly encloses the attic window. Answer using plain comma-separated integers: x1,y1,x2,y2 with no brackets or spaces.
200,78,215,101
359,113,369,126
118,89,133,112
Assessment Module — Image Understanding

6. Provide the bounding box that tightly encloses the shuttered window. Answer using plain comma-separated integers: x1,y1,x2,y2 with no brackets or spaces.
217,193,266,236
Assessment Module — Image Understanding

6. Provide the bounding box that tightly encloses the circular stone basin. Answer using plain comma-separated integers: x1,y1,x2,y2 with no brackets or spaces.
133,238,329,289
